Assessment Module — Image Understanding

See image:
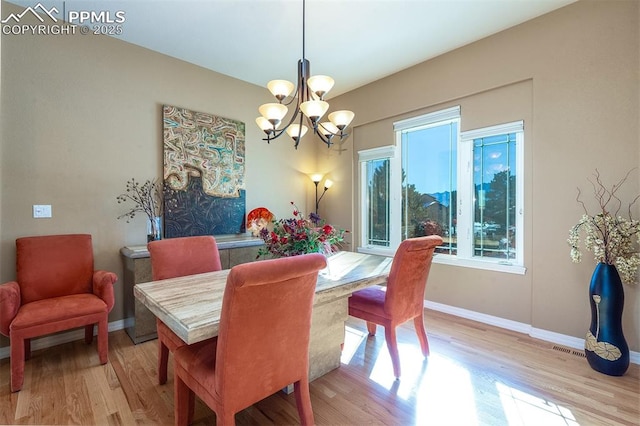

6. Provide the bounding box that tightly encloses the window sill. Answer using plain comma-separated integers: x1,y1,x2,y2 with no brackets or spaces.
357,246,526,275
433,255,526,275
356,246,395,257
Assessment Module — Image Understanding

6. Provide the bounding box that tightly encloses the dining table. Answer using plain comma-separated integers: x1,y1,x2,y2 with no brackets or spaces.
134,250,393,383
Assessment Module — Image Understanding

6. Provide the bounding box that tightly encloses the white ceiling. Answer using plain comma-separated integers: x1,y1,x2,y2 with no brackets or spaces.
8,0,577,97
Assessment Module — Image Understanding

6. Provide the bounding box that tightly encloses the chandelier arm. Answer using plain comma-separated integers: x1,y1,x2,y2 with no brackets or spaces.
317,121,339,137
306,116,332,147
294,111,305,149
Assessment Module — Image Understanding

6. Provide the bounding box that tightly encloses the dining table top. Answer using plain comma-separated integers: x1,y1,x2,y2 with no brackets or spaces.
133,251,393,345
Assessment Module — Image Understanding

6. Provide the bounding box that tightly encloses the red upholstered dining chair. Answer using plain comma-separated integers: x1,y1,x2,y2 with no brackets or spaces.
348,235,442,379
173,253,327,426
147,235,222,385
0,234,117,392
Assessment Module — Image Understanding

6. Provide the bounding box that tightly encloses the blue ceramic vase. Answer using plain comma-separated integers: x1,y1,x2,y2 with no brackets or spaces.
584,263,629,376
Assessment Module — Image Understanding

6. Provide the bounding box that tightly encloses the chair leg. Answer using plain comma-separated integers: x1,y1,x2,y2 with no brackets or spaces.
10,336,25,392
216,408,235,426
158,339,169,385
85,324,94,344
174,375,194,426
413,316,430,357
97,318,108,364
24,339,31,361
366,321,377,335
294,378,315,426
384,326,401,379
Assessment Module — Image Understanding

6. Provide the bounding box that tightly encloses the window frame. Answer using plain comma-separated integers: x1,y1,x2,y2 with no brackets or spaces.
358,145,400,257
357,108,526,275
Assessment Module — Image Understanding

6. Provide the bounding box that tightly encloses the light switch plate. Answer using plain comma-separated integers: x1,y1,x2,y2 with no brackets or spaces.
33,204,52,218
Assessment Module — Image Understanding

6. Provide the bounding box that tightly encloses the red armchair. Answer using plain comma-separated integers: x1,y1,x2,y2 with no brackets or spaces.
147,236,222,385
0,234,117,392
348,235,442,379
173,253,327,426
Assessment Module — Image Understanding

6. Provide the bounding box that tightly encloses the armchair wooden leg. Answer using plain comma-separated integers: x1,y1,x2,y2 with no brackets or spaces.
413,316,430,357
10,336,25,392
384,326,401,379
294,379,315,426
97,318,108,364
85,324,94,344
158,340,169,385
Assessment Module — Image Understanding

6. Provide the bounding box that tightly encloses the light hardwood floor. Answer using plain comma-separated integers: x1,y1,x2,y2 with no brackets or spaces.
1,310,638,425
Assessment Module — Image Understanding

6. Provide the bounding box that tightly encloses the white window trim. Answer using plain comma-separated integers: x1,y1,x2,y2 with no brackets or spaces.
358,112,527,275
394,106,461,132
358,146,400,253
454,120,525,274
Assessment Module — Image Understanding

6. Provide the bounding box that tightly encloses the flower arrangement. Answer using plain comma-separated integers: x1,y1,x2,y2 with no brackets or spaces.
568,169,640,285
258,202,347,258
116,178,165,240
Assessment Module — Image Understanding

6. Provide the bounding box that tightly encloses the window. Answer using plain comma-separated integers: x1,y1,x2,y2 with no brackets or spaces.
359,146,399,256
358,107,525,274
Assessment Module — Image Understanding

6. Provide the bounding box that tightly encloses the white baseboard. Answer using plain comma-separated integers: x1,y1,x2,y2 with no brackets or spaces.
424,300,640,365
0,318,131,360
2,309,639,366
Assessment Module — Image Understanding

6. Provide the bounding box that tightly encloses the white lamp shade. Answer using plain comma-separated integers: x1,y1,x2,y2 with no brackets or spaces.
286,124,308,140
267,80,294,99
324,179,333,189
300,100,329,120
259,103,288,121
255,116,274,131
307,75,334,97
328,110,355,129
311,173,323,183
319,121,339,137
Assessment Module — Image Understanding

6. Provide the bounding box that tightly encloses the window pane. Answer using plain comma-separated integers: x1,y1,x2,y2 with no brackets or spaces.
366,158,390,247
401,121,458,255
473,133,516,260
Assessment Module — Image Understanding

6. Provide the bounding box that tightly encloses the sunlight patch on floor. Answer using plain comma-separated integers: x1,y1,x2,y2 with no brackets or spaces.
414,353,480,425
496,382,579,426
368,342,430,400
341,327,582,426
341,326,368,364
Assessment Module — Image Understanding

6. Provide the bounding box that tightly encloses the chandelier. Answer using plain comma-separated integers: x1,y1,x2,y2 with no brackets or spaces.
255,0,355,149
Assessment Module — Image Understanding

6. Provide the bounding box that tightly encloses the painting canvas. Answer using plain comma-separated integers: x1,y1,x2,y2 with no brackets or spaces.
162,105,246,237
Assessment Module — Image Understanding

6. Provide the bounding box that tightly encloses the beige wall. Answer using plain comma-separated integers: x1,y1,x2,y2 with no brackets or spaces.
325,0,639,351
0,2,319,329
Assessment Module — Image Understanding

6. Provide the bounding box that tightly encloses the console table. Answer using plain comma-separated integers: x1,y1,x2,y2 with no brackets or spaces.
120,234,264,343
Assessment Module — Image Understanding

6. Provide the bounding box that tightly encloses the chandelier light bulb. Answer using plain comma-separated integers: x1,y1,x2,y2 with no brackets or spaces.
255,116,275,133
286,124,308,141
300,100,329,122
259,103,288,127
307,75,334,99
328,110,355,130
267,80,295,102
319,121,339,137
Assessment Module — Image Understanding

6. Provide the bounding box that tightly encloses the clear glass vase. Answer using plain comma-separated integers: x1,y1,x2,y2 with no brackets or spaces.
147,216,162,242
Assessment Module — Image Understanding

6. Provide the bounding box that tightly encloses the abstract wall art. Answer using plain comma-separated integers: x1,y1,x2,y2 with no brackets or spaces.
162,105,246,237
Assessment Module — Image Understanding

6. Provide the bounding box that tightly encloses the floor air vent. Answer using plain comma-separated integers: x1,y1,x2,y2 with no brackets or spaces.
552,345,586,358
